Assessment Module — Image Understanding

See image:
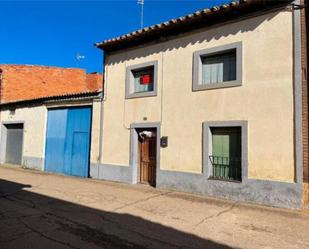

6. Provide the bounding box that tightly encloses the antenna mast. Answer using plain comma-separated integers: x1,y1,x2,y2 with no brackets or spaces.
137,0,144,29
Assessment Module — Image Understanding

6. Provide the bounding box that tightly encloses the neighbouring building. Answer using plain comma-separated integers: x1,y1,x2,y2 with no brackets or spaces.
94,0,309,209
0,65,102,177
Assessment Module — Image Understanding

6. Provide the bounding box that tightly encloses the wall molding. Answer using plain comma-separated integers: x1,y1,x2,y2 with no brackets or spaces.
156,169,303,209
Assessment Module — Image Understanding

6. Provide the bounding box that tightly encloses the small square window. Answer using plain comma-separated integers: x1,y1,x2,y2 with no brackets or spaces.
209,127,242,181
132,67,154,93
126,61,158,99
201,50,236,85
193,42,242,91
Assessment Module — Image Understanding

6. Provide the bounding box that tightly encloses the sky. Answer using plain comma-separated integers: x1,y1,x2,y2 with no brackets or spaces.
0,0,229,73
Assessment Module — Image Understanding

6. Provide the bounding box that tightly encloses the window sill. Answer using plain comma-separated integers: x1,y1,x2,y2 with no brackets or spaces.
208,176,242,183
125,91,157,99
193,80,242,91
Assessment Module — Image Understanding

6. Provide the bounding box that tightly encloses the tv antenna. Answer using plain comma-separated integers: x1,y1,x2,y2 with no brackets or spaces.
76,53,86,61
137,0,144,29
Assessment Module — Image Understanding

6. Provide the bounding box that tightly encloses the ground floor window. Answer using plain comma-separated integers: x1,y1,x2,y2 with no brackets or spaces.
209,127,241,181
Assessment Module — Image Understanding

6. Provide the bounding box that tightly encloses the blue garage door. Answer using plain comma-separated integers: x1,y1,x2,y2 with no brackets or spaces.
45,107,92,177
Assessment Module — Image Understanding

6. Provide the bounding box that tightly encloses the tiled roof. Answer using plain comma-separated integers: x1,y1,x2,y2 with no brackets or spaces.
0,64,103,104
96,0,293,52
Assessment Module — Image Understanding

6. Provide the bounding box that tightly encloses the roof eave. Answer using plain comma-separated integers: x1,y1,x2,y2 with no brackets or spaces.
0,90,102,107
95,0,293,52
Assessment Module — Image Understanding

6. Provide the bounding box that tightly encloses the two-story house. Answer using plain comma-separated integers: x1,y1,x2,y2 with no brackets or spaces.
94,0,308,209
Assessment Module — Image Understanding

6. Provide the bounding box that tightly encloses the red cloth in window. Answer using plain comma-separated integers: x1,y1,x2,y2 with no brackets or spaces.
140,74,152,85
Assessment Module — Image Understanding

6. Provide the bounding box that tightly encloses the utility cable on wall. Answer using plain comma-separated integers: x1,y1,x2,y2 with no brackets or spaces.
123,56,132,130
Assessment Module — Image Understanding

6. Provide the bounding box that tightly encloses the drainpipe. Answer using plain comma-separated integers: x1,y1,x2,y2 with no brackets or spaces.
97,51,107,165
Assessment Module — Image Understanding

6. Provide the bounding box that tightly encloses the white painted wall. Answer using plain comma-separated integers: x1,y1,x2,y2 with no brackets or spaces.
0,105,47,170
0,101,99,172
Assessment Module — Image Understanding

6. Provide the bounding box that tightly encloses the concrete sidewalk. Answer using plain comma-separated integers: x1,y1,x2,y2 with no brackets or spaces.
0,165,309,249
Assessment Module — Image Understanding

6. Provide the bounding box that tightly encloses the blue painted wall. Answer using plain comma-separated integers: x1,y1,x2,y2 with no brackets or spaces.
45,107,92,177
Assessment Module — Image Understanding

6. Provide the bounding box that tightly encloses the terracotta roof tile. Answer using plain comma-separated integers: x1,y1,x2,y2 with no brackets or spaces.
0,64,103,103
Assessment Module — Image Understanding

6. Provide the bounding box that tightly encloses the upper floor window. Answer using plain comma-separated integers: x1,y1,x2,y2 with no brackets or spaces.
133,67,154,93
193,42,242,91
201,50,236,84
125,61,158,99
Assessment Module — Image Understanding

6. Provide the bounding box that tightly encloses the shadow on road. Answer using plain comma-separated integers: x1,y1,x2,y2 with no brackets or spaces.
0,178,235,249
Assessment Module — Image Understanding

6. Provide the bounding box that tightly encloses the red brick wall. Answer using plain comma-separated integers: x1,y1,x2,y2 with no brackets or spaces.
0,65,102,103
301,0,309,207
86,73,103,92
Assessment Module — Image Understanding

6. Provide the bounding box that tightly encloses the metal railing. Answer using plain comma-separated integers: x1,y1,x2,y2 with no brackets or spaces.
209,155,241,182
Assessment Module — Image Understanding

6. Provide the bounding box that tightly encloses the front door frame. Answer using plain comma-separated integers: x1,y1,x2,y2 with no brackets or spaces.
138,128,157,186
130,122,161,185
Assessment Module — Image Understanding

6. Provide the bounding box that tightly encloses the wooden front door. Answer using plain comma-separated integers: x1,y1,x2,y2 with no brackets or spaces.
140,136,157,186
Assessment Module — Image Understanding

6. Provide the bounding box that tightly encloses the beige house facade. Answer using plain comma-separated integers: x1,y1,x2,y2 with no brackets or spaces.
94,0,309,209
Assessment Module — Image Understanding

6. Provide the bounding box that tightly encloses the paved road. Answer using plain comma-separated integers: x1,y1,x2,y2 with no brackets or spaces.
0,165,309,249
